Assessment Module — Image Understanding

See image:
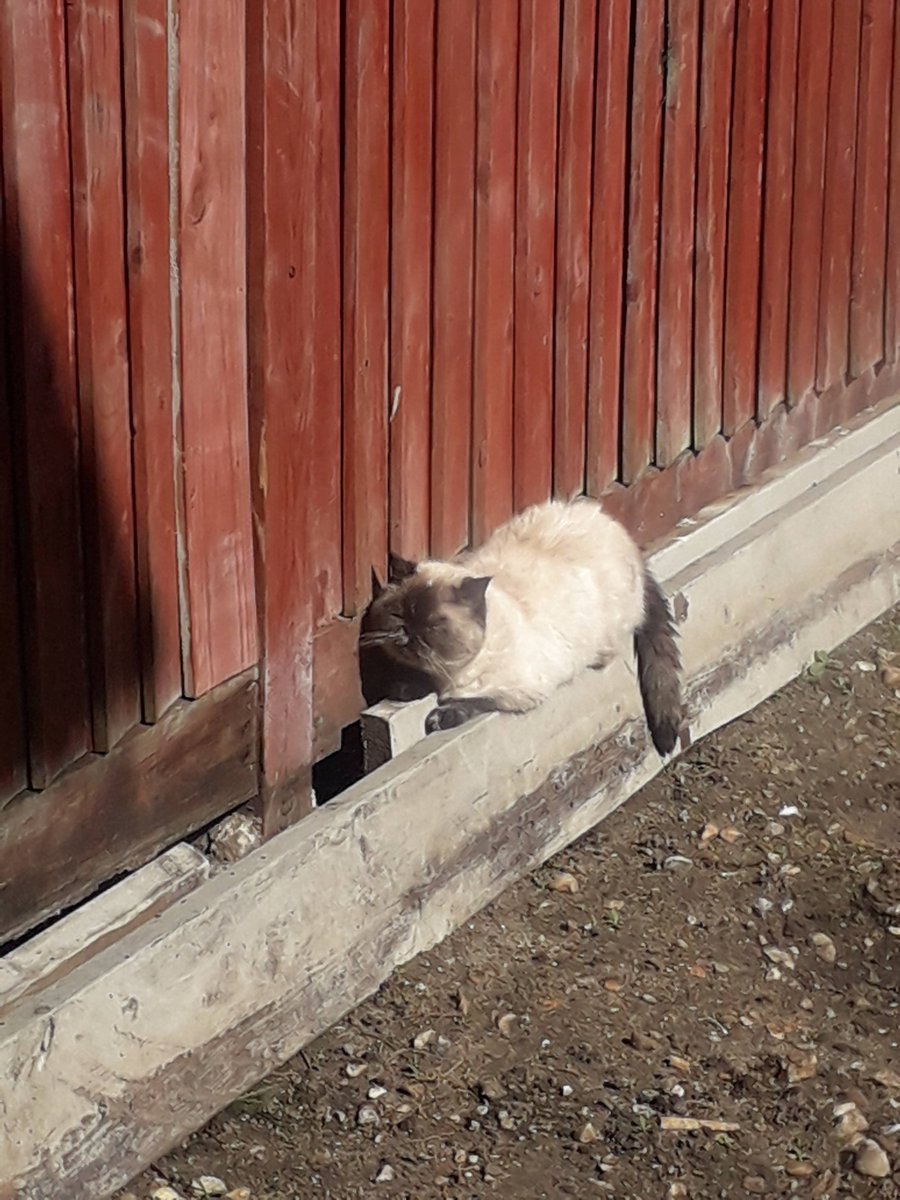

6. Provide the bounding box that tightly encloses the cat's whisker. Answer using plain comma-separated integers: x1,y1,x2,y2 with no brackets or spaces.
358,631,404,647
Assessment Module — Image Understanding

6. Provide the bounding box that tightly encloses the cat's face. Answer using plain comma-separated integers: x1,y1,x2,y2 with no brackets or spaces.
362,558,491,678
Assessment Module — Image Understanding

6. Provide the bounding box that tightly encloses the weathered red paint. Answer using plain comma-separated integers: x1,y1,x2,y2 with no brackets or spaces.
472,0,517,544
586,0,632,492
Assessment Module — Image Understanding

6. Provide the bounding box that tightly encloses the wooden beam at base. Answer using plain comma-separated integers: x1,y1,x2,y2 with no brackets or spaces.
2,402,899,1200
0,671,257,944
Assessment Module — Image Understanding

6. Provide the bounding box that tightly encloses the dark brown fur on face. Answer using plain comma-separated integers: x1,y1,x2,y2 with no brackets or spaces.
359,562,491,703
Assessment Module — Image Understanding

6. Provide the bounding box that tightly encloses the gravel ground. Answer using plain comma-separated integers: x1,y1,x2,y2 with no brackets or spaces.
118,607,899,1200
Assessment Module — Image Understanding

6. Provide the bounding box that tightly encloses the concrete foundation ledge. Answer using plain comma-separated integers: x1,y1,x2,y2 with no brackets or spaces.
2,400,899,1199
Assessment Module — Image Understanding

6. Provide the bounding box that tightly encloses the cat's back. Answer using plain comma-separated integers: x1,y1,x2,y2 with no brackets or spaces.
471,498,637,576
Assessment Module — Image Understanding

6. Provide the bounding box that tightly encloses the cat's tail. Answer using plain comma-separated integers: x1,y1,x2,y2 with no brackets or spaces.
634,569,683,756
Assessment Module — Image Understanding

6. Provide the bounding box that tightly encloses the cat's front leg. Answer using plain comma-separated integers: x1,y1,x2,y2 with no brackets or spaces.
425,696,500,733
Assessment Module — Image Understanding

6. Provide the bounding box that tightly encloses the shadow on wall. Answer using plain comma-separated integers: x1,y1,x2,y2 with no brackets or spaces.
0,171,162,941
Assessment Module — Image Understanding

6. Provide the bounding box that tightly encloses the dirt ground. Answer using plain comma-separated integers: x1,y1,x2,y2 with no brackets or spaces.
120,608,899,1200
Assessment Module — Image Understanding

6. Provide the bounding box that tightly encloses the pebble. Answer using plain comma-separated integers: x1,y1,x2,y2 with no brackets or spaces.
497,1012,518,1037
225,1191,251,1200
719,826,741,844
479,1077,506,1101
412,1029,435,1051
809,932,837,964
785,1162,815,1179
854,1139,891,1178
152,1189,184,1200
192,1180,227,1198
357,1104,380,1127
578,1120,599,1144
741,1176,767,1195
667,1185,688,1199
497,1109,516,1131
367,1084,388,1100
374,1163,395,1184
547,870,579,894
345,1061,367,1077
833,1102,868,1141
560,1084,574,1097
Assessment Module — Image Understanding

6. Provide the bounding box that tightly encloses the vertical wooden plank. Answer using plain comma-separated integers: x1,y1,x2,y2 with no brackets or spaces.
722,0,769,436
67,0,142,751
247,0,341,832
656,0,700,465
431,0,477,556
390,0,435,563
178,0,257,697
757,0,800,417
693,0,736,448
787,0,833,404
886,0,900,364
343,0,390,612
0,0,91,787
514,0,561,511
554,0,597,500
621,0,665,483
471,0,517,544
586,0,632,493
850,0,894,375
121,0,183,722
816,0,862,391
0,189,27,802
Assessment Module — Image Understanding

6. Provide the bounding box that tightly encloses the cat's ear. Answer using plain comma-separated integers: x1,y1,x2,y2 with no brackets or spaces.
389,552,418,583
455,575,492,625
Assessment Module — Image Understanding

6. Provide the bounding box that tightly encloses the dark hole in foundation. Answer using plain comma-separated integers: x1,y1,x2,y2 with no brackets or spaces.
312,721,367,805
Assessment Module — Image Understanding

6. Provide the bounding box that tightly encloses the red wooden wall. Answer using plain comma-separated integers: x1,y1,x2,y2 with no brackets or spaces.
1,0,899,938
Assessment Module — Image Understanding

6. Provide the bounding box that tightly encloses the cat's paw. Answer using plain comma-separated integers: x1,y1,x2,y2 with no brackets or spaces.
425,703,471,733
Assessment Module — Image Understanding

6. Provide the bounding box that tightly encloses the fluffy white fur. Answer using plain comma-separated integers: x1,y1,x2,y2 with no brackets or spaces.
417,499,645,710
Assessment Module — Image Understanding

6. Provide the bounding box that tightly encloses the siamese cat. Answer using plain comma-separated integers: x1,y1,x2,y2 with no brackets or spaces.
361,498,683,754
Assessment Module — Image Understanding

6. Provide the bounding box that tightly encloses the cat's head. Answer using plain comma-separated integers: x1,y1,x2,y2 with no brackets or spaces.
362,553,492,677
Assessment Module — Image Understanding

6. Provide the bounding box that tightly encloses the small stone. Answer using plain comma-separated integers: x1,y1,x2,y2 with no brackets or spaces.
881,664,900,689
374,1163,395,1184
834,1103,868,1141
547,870,579,894
785,1162,815,1179
357,1104,380,1127
561,1084,574,1097
224,1191,249,1200
412,1029,435,1050
603,978,624,992
664,855,694,871
193,1180,227,1198
786,1051,818,1083
152,1190,183,1200
578,1120,599,1144
854,1139,891,1178
762,945,795,970
497,1012,518,1037
497,1109,516,1131
809,932,837,964
699,822,719,845
742,1176,767,1195
207,810,262,864
853,660,877,673
345,1061,367,1077
667,1185,688,1200
479,1077,506,1101
719,826,741,844
669,1055,691,1072
367,1084,388,1100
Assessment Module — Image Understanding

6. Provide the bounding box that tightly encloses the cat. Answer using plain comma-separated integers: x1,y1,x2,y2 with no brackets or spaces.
360,498,683,754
